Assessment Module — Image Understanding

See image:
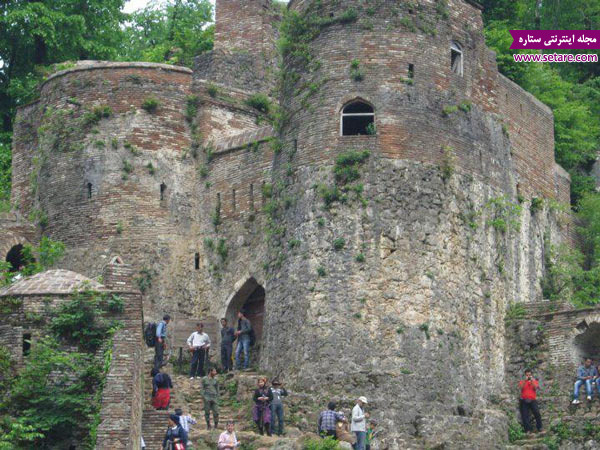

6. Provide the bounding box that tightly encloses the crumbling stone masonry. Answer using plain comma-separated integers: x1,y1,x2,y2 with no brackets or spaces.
3,0,576,448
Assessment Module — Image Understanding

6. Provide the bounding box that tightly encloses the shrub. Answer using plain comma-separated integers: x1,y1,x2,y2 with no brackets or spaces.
141,97,160,113
245,93,271,114
365,122,376,135
206,83,219,98
270,138,283,154
185,95,199,123
334,150,370,184
122,160,133,174
458,100,472,112
317,266,326,277
530,197,544,213
136,268,153,294
333,237,345,250
442,105,459,117
355,253,366,262
216,239,228,261
146,162,156,175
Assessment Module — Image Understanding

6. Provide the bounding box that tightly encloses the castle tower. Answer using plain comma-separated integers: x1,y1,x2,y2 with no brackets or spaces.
214,0,274,54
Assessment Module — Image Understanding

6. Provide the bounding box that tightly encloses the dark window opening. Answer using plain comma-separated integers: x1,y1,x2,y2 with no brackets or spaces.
87,183,92,199
23,333,31,356
261,182,266,205
194,253,200,270
232,189,236,211
293,138,298,153
451,42,463,76
341,101,375,136
408,64,414,79
250,184,255,211
520,103,523,114
6,244,25,273
160,183,166,201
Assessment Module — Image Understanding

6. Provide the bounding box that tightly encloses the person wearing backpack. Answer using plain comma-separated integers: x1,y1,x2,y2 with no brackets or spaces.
234,310,252,370
154,314,171,371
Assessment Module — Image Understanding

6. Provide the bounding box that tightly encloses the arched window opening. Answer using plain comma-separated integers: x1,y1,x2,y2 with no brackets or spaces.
160,183,166,201
451,41,463,76
87,182,93,199
6,244,25,272
22,333,31,356
341,101,375,136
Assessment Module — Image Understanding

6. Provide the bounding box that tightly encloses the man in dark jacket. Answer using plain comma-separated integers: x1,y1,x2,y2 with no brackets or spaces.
234,311,252,370
220,318,235,372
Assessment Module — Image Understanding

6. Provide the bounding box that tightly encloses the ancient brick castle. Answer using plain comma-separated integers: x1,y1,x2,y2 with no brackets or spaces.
0,0,579,448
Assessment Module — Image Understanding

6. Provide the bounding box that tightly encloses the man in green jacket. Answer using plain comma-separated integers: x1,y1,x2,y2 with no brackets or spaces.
202,367,219,429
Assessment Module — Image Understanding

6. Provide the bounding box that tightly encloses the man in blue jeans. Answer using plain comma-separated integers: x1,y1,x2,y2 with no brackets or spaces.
154,314,170,371
235,310,252,370
572,357,599,404
351,396,369,450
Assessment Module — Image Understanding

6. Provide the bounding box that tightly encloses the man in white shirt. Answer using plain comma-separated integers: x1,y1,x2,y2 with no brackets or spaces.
187,322,211,379
351,396,369,450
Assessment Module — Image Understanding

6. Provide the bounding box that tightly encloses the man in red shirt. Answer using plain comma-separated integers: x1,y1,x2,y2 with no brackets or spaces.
518,368,542,433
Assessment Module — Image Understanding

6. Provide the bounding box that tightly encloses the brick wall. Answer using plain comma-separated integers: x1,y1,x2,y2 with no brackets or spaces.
96,262,144,450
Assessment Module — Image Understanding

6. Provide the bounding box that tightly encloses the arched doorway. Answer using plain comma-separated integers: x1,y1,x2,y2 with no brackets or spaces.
5,244,25,272
225,277,265,367
573,322,600,362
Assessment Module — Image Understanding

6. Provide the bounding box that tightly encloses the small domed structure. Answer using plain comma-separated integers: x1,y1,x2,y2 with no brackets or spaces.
0,269,105,297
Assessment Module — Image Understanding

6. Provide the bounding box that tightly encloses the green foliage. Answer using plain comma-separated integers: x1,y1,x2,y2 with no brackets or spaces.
216,238,228,261
484,195,522,233
122,159,133,176
262,183,273,199
136,268,154,294
212,200,222,230
508,419,526,443
185,95,199,124
146,162,156,175
82,105,112,127
458,100,472,112
116,221,124,234
365,122,376,135
419,323,431,340
505,302,526,321
530,197,544,213
50,288,116,352
440,145,456,181
288,238,301,249
334,150,370,185
18,237,66,277
197,164,208,178
120,0,214,67
270,138,283,155
206,83,219,98
141,97,160,113
350,59,364,82
442,105,459,117
318,184,346,208
355,253,366,263
333,238,345,250
107,294,124,313
204,237,214,250
245,93,272,114
0,135,12,207
316,266,326,277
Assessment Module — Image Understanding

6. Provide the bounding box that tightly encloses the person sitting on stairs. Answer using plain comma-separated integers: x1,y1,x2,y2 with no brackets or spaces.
202,367,220,429
252,377,273,436
572,357,599,404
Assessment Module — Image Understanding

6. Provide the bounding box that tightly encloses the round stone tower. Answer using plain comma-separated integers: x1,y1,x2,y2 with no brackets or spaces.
255,0,571,447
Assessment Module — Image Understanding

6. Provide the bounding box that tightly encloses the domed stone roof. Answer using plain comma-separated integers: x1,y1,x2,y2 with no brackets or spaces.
0,269,105,296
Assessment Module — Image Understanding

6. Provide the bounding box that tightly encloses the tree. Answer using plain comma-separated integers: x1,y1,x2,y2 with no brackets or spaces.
0,0,127,132
119,0,214,67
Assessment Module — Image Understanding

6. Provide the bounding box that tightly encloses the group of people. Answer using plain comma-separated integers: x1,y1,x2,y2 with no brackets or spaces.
150,310,377,449
517,358,600,434
152,310,255,376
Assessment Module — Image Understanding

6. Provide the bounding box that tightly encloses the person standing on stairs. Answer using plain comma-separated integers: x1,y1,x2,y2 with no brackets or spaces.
202,367,220,429
518,368,543,434
187,322,211,379
220,318,235,372
351,396,369,450
152,367,173,410
235,310,252,370
269,379,288,436
572,357,598,404
175,408,197,434
154,314,171,371
252,377,273,436
162,414,188,450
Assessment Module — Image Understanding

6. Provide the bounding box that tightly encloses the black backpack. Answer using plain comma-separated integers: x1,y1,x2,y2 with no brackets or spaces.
144,322,157,347
249,327,256,347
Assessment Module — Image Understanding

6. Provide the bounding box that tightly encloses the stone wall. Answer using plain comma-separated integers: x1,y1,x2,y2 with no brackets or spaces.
96,262,144,450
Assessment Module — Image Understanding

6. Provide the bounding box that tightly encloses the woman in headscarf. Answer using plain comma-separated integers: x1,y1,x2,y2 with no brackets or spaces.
152,367,173,410
162,414,188,449
252,377,273,436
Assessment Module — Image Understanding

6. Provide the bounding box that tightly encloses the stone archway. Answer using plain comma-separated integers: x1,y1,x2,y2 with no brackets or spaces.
5,243,25,272
224,277,266,367
573,321,600,363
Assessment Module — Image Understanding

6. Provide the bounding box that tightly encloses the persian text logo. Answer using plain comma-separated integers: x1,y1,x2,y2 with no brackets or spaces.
513,53,598,63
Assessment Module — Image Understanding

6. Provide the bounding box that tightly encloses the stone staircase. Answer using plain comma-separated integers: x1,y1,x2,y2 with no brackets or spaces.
141,353,318,450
